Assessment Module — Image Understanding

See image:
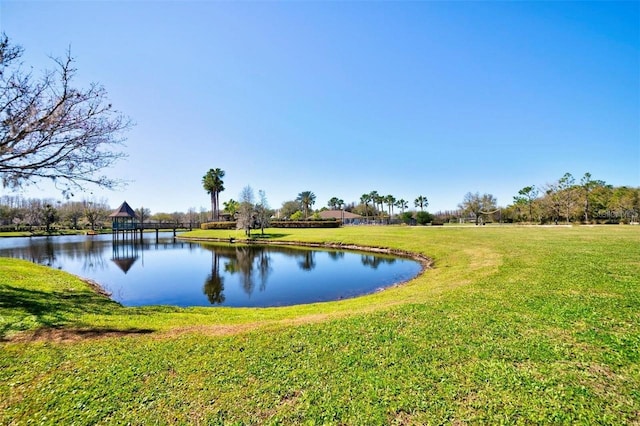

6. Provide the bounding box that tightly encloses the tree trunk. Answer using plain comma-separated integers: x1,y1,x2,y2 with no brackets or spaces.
211,191,216,222
216,191,220,222
584,198,589,223
214,191,218,222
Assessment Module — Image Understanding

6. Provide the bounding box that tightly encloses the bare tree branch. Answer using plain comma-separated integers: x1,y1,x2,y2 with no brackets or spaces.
0,34,131,197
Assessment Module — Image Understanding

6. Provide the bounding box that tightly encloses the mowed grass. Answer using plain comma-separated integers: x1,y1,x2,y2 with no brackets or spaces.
1,226,639,424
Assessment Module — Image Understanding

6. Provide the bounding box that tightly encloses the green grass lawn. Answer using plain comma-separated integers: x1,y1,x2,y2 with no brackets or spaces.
1,226,639,424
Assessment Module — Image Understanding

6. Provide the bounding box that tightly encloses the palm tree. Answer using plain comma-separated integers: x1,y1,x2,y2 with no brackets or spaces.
395,199,408,214
223,199,240,219
360,193,372,222
327,197,343,210
369,191,382,222
202,168,225,221
415,195,428,212
385,195,396,221
296,191,316,218
203,252,225,304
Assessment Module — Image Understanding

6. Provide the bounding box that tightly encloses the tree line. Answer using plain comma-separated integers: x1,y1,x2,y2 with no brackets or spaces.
3,170,637,234
202,168,638,228
0,196,206,232
445,172,638,225
202,168,436,225
504,172,639,224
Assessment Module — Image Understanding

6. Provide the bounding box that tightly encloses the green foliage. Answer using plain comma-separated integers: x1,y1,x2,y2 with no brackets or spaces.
414,195,429,211
296,191,316,218
508,172,639,224
395,198,409,213
327,197,344,210
400,211,414,224
289,211,304,221
41,204,58,233
415,210,433,225
200,221,236,230
222,199,240,217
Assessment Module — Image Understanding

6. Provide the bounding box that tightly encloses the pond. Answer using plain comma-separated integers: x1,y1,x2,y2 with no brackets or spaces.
0,233,422,307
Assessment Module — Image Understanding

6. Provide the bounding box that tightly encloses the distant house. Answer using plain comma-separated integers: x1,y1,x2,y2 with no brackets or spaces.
318,210,364,225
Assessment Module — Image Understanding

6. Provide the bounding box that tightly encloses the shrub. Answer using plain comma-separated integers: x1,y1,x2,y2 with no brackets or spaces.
416,211,434,225
201,221,237,230
400,212,414,225
270,220,340,229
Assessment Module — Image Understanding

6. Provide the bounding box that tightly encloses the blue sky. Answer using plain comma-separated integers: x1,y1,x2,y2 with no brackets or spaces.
1,1,638,214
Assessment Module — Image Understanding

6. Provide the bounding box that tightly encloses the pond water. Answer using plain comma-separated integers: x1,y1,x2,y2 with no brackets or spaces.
0,233,422,307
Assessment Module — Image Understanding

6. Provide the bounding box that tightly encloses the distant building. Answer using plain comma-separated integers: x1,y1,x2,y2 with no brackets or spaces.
318,210,364,225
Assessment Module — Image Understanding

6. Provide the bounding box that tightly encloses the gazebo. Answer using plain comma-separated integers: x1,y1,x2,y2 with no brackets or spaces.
109,201,139,238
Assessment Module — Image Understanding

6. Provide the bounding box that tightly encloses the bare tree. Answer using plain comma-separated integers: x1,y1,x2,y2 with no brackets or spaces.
135,206,151,228
60,200,84,229
237,186,255,237
459,192,497,225
84,198,109,230
255,190,270,235
0,35,131,197
187,207,198,228
25,198,43,226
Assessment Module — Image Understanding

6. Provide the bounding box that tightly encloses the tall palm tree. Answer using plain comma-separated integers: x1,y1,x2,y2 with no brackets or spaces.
395,199,408,214
414,195,428,212
377,196,385,221
369,191,382,222
202,168,225,221
296,191,316,218
360,193,372,221
385,195,396,221
203,251,225,305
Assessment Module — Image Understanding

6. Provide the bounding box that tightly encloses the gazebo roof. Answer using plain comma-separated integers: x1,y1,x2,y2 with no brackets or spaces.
109,201,137,218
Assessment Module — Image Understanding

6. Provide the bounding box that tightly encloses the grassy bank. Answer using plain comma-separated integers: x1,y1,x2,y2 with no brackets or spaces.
1,226,639,424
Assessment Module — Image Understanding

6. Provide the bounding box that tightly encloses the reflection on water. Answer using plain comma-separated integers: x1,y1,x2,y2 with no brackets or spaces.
0,234,422,307
112,242,140,273
361,254,396,269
